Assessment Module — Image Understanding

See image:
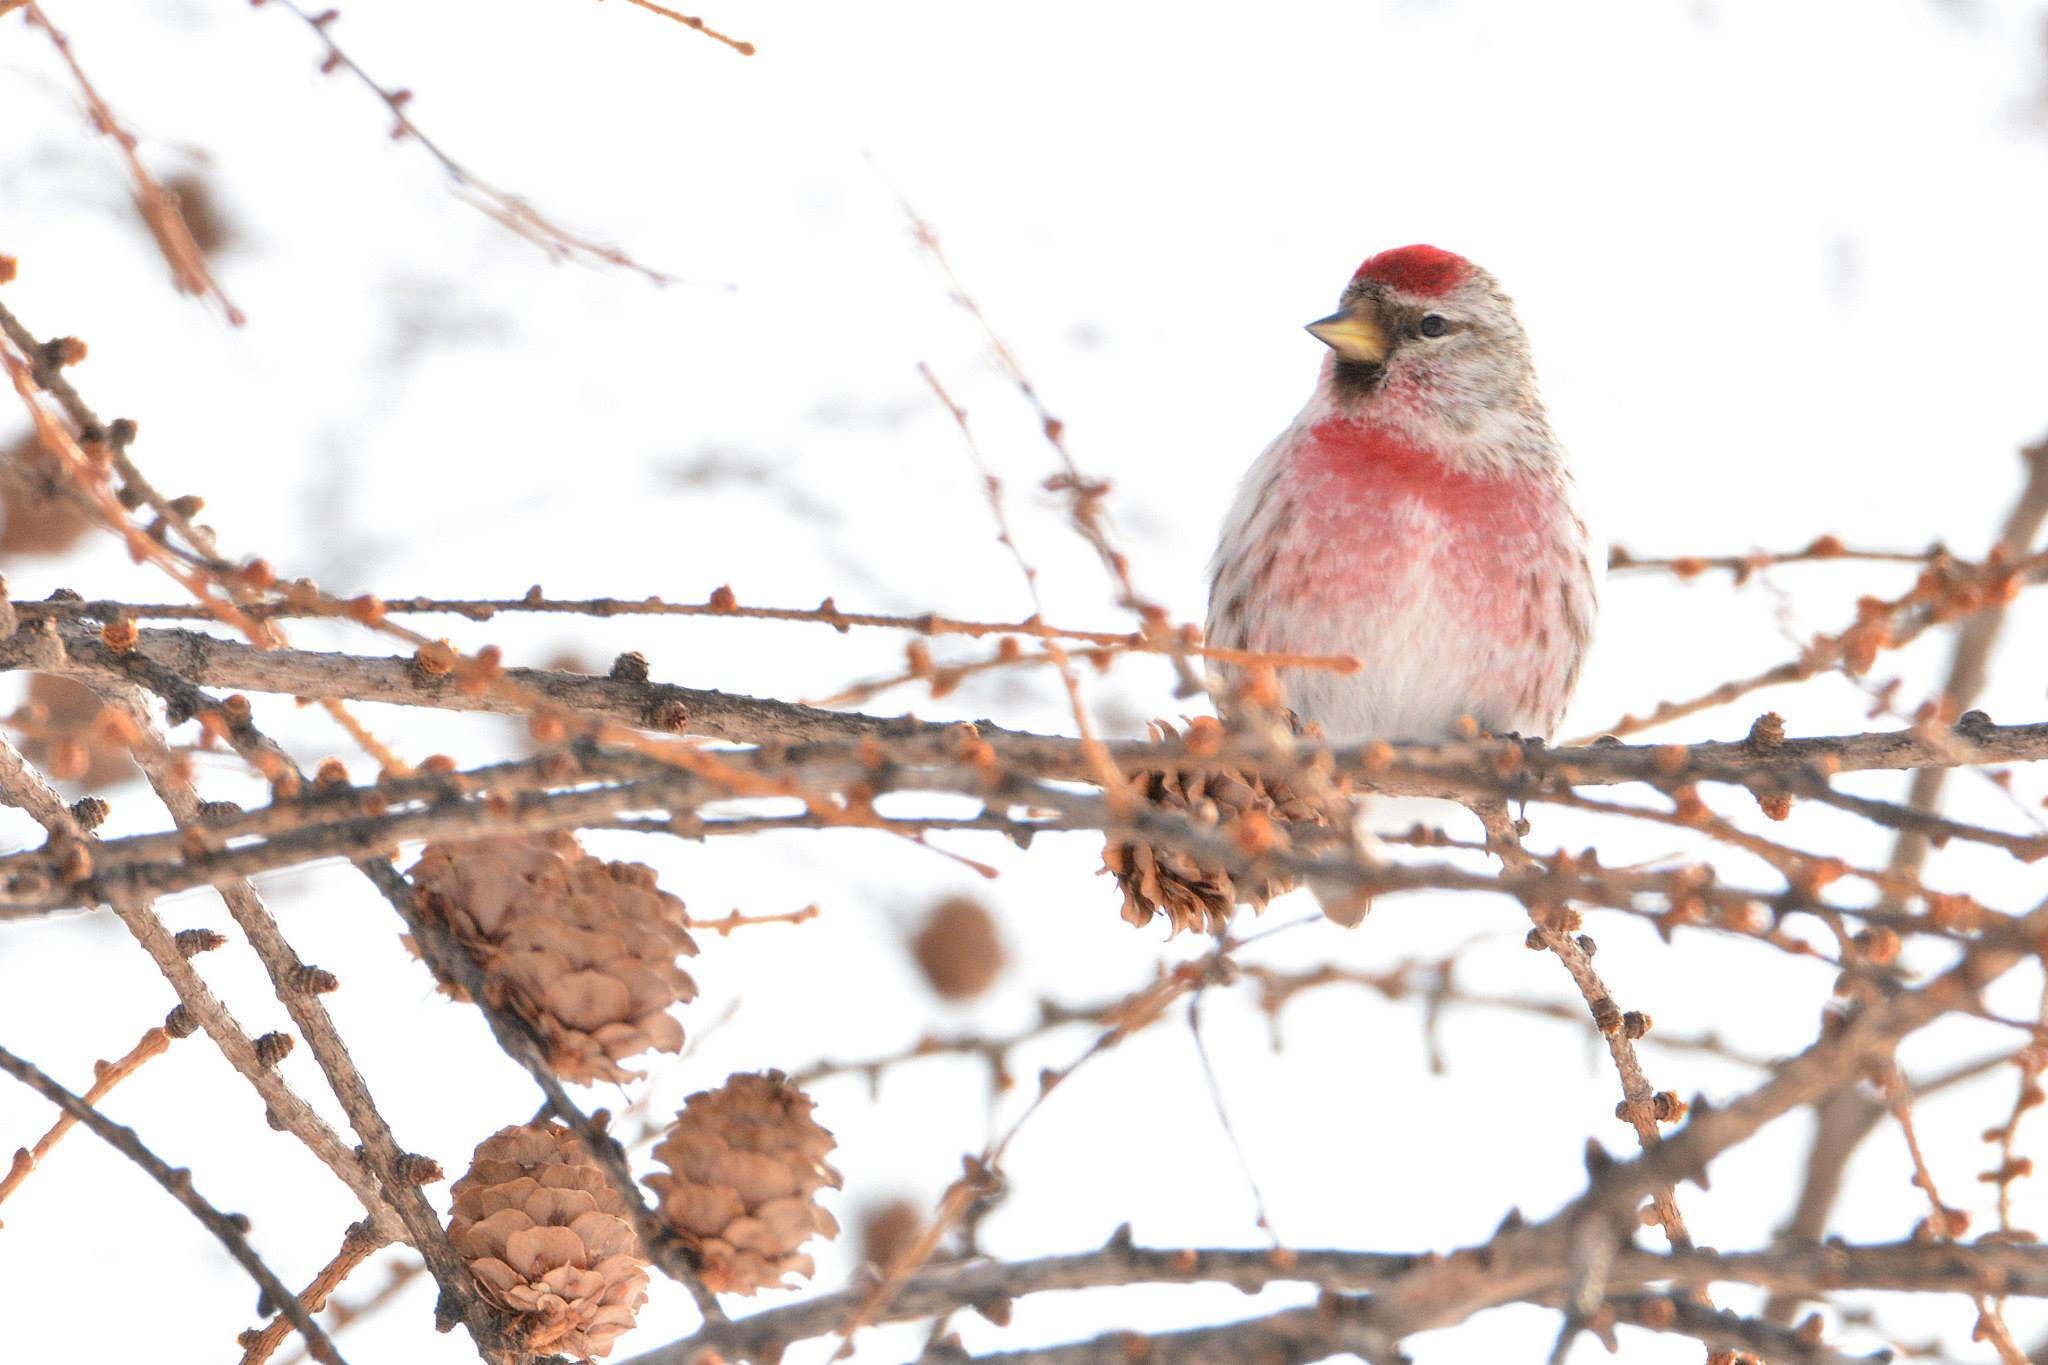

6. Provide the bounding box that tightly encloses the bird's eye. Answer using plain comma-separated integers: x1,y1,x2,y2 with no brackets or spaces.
1418,314,1450,338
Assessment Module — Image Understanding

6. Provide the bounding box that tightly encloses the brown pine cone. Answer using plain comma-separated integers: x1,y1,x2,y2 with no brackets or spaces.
0,431,93,557
407,833,698,1085
912,896,1005,1000
857,1198,922,1271
447,1122,649,1359
14,675,135,789
646,1071,841,1295
1100,717,1336,935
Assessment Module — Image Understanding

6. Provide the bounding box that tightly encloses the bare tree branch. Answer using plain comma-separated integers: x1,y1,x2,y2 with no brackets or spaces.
623,1227,2048,1365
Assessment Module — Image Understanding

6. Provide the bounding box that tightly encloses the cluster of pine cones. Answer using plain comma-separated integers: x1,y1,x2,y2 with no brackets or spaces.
410,834,849,1359
446,1073,841,1358
413,835,1019,1358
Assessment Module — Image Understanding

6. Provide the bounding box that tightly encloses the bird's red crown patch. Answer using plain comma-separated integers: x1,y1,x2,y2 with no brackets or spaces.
1352,245,1473,297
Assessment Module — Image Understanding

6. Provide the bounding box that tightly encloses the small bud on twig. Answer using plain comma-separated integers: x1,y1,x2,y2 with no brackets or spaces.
175,928,228,957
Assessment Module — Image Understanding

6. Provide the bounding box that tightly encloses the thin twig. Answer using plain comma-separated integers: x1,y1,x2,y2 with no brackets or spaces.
611,0,755,54
254,0,680,282
0,1021,173,1213
237,1221,390,1365
20,3,243,322
1574,546,2048,743
1607,537,1948,578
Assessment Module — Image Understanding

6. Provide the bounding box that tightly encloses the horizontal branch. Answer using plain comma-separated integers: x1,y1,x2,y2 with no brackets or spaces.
3,622,896,745
2,717,2041,938
919,1296,1882,1365
914,1303,1390,1365
621,1230,2047,1365
7,590,1173,648
1607,542,1948,574
10,620,2048,803
1601,1293,1882,1365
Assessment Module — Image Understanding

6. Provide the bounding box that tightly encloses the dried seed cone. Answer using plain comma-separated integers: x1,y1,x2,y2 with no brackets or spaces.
448,1122,649,1359
407,832,698,1085
1101,717,1334,936
15,674,135,789
0,432,93,557
857,1198,921,1270
912,896,1005,1000
647,1071,842,1295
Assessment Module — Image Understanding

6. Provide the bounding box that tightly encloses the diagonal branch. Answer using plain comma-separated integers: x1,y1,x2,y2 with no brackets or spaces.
0,1019,173,1212
1,716,410,1245
84,680,486,1341
0,1041,343,1363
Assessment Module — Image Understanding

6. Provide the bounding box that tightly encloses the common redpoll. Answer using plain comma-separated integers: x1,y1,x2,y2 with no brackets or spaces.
1206,246,1598,915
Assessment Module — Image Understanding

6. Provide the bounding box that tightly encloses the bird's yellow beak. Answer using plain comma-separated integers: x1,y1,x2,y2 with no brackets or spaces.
1305,308,1389,365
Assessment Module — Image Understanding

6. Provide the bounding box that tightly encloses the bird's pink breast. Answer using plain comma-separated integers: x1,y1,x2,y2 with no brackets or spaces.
1229,418,1591,739
1286,419,1552,613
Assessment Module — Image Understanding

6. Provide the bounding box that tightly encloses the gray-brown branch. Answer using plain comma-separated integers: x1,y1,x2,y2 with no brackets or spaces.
622,1229,2046,1365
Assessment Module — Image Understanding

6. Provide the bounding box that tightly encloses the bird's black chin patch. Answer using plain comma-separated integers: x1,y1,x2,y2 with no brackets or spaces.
1332,359,1386,396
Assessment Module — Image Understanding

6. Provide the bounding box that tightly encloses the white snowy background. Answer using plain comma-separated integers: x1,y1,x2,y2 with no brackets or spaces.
3,1,2048,1362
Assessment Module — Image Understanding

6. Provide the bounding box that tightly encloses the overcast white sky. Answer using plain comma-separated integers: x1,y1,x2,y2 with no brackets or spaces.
4,2,2048,1362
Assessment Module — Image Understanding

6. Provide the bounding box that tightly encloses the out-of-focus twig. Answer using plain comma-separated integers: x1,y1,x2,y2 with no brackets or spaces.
253,0,680,283
1883,1067,2029,1364
20,4,244,323
611,0,755,55
916,361,1127,810
685,904,820,935
276,1258,426,1365
828,957,1231,1357
898,196,1199,696
1608,536,1948,580
808,633,1356,709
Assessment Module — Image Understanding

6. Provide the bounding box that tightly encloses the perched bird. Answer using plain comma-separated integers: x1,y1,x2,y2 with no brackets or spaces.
1206,246,1598,918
